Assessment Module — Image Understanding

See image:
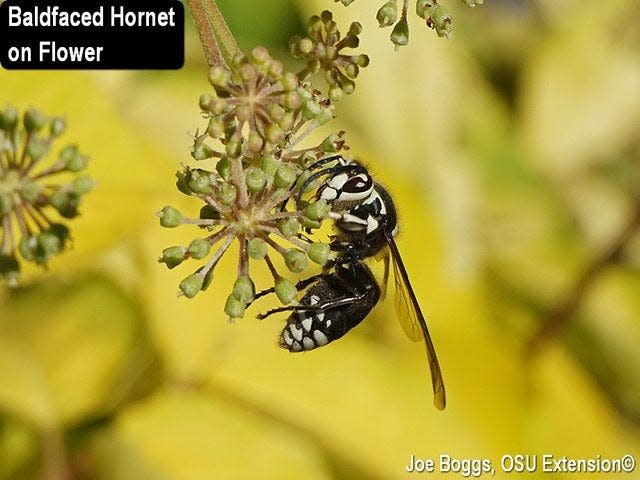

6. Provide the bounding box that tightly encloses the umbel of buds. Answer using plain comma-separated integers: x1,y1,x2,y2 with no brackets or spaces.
0,106,93,285
158,13,369,321
335,0,484,46
290,10,369,102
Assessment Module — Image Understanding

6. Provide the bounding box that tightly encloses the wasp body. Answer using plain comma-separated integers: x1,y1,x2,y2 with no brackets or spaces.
258,156,446,409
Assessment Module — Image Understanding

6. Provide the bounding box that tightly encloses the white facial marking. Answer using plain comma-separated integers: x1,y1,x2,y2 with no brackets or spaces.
328,173,349,189
291,341,302,352
301,317,313,332
337,190,370,202
326,319,331,327
392,224,399,237
283,329,293,346
364,191,386,215
290,324,303,341
316,312,325,322
366,215,379,234
309,295,320,305
320,187,338,200
313,330,328,346
302,337,315,350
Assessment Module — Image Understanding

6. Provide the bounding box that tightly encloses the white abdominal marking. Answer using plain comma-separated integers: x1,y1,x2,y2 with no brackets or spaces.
313,330,329,346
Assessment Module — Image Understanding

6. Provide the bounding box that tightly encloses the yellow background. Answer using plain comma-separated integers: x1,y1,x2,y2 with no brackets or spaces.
1,0,639,478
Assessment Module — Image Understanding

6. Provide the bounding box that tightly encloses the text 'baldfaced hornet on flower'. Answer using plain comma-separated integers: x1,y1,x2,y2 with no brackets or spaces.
254,155,446,410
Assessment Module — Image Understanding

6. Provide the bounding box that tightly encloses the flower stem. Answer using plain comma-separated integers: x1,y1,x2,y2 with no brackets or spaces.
185,0,241,68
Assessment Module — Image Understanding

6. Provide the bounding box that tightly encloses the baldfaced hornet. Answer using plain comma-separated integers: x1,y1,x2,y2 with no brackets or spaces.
257,156,446,410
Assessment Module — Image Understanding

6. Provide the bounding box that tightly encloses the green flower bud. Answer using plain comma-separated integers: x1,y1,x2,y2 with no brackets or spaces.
356,54,370,68
199,93,214,111
188,170,212,194
281,72,299,91
390,16,409,47
0,106,18,130
416,0,433,18
19,236,37,261
279,112,295,131
304,200,330,221
59,144,77,163
278,217,300,238
0,253,20,284
179,273,204,299
225,294,246,319
267,104,285,123
268,60,284,80
299,38,314,55
23,108,46,133
59,145,88,172
274,163,296,188
175,170,192,195
225,139,242,158
192,141,216,160
261,154,280,177
265,123,284,144
21,181,41,203
38,230,62,256
302,99,322,120
233,276,255,303
251,46,270,64
432,5,453,39
208,66,230,86
345,63,359,79
207,117,224,138
216,156,231,180
308,242,330,265
188,238,211,259
157,206,183,228
338,77,356,95
274,277,297,304
329,85,343,102
159,246,187,269
248,237,268,259
199,204,220,221
26,139,48,161
49,190,79,218
50,117,66,137
219,183,237,206
49,223,70,243
245,166,266,193
377,1,397,27
239,63,256,82
284,248,307,273
321,133,343,153
248,131,264,153
284,91,302,110
71,176,95,195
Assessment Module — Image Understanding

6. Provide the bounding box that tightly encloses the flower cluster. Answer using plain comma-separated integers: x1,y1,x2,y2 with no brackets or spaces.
290,10,369,102
0,106,93,286
158,12,368,320
335,0,483,46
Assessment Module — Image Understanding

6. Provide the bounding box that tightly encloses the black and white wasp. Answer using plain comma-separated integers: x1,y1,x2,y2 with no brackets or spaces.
257,155,446,410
